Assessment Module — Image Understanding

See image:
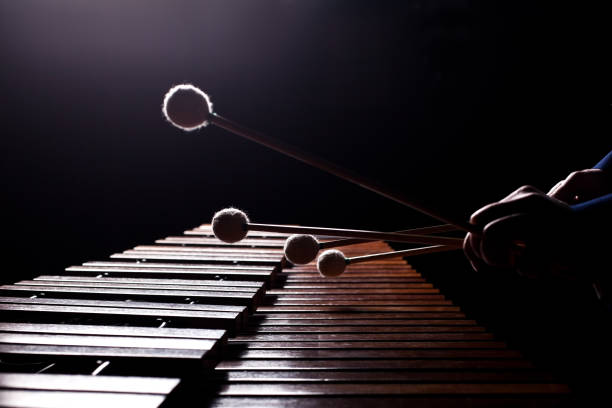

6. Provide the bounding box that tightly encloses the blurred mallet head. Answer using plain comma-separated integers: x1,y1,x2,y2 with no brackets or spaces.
284,234,320,265
163,84,212,131
211,208,249,243
317,249,347,277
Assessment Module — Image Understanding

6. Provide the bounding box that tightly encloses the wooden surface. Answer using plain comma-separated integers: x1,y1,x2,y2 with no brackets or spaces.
0,225,571,407
206,239,570,407
0,225,286,407
0,373,179,408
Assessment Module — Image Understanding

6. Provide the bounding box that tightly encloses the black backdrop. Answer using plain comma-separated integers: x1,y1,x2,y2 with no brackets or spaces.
1,0,611,398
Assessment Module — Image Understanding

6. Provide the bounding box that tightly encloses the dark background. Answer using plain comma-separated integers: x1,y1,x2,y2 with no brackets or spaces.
1,0,611,398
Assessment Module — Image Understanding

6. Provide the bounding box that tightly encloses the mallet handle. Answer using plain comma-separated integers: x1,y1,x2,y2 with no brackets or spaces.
211,113,476,232
319,224,457,249
247,223,463,248
348,245,456,264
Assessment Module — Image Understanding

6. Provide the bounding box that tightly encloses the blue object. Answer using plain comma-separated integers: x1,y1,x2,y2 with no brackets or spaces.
594,150,612,171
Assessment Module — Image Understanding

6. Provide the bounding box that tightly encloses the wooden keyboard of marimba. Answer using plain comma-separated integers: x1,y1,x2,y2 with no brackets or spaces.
0,224,570,407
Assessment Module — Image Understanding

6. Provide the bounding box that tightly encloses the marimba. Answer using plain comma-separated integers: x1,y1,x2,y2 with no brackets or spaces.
0,223,571,407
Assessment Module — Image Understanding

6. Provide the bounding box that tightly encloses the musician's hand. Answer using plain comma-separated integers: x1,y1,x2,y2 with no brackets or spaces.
463,185,575,277
548,169,609,204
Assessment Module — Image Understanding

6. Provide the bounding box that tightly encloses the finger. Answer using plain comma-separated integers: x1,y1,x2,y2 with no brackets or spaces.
498,185,542,203
467,230,482,261
470,186,544,227
549,171,584,203
463,233,486,272
548,169,606,204
547,180,565,197
480,213,532,268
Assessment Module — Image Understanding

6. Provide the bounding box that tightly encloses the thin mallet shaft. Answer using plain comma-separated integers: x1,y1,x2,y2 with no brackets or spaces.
347,245,457,264
210,113,475,232
318,224,457,249
247,223,463,248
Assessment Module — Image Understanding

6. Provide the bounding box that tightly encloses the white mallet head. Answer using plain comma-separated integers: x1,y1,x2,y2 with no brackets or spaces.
162,84,213,131
317,249,347,277
211,208,249,243
284,234,320,265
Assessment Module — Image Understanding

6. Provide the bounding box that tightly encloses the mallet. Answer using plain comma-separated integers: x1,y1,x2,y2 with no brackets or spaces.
284,224,457,264
162,84,475,232
211,208,463,248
